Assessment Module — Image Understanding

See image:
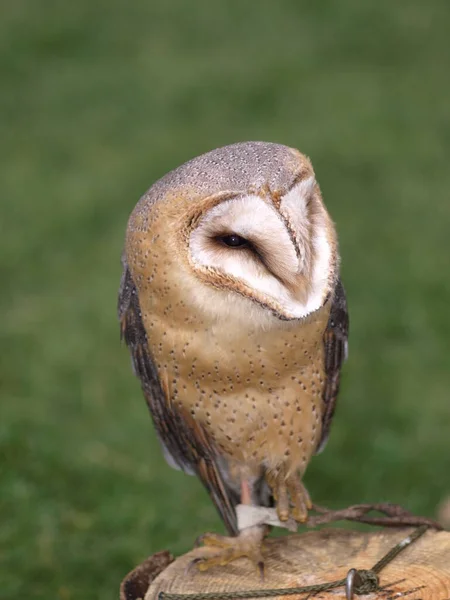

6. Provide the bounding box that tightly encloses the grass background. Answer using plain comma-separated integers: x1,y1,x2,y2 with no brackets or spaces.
1,1,450,598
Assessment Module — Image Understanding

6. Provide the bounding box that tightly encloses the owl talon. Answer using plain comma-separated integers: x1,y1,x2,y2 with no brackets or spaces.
185,557,205,576
276,482,290,522
266,470,312,524
191,525,267,575
289,478,312,523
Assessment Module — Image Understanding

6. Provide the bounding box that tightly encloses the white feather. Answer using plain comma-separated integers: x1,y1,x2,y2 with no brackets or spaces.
189,189,334,321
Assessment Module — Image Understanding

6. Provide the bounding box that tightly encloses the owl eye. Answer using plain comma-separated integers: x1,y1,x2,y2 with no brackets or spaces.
218,234,249,248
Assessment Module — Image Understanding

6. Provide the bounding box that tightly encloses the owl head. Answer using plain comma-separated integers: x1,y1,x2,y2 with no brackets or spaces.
126,142,338,328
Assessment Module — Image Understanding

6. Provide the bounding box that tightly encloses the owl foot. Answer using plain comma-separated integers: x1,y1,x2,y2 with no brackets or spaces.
191,524,268,578
266,470,312,523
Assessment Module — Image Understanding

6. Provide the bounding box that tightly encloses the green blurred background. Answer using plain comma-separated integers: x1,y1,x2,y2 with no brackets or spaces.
2,1,450,598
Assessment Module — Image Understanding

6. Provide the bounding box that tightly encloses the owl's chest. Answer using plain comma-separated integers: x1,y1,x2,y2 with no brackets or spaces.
150,305,330,471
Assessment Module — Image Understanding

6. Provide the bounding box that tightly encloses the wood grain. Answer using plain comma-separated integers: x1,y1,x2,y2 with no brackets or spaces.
123,529,450,600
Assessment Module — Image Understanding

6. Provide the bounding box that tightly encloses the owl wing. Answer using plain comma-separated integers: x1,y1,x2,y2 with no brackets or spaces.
118,257,239,534
316,277,349,453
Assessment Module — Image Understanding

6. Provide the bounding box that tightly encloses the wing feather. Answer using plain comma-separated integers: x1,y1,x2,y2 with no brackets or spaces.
316,278,349,453
118,256,239,534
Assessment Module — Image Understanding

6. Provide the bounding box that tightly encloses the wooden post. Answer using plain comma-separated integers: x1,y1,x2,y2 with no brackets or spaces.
121,528,450,600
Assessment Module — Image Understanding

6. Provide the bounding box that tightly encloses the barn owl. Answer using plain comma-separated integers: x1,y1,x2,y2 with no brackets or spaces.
118,141,349,573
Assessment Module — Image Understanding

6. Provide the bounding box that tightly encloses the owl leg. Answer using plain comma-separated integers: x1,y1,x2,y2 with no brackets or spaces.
266,467,312,523
192,480,268,577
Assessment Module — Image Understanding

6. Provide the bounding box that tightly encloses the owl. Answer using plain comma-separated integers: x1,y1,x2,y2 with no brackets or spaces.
118,141,348,572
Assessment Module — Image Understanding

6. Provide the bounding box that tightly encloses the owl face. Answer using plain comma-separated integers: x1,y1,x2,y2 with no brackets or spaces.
186,174,337,323
127,142,339,328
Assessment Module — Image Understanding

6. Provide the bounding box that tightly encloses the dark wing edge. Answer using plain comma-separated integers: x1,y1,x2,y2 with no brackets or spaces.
118,256,239,534
316,277,349,454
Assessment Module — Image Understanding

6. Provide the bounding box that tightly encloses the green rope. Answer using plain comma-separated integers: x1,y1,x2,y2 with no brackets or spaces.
370,524,428,574
159,579,345,600
158,526,428,600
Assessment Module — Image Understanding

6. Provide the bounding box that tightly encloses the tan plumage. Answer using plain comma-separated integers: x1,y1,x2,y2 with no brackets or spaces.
119,141,348,570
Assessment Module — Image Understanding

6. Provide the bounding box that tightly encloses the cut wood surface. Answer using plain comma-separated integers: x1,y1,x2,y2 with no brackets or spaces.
120,528,450,600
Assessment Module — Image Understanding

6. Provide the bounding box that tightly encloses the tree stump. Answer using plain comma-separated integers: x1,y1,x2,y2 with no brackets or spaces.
120,528,450,600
